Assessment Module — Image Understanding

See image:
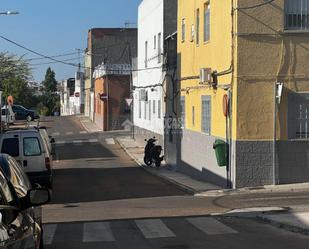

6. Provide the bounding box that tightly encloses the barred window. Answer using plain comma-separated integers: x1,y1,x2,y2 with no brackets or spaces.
201,96,211,135
285,0,309,30
288,93,309,139
180,96,185,128
139,100,141,119
149,100,151,120
181,18,186,42
196,9,200,45
204,3,210,42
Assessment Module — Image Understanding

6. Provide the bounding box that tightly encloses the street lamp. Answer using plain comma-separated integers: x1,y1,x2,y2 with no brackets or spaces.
0,11,19,15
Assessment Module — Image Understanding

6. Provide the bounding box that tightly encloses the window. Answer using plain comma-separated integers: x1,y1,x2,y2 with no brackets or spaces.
192,106,195,126
145,41,148,68
196,9,200,45
154,35,157,49
202,96,211,135
288,93,309,139
139,100,142,119
285,0,309,30
158,33,162,63
158,100,161,119
23,137,41,156
144,101,147,119
149,100,151,120
1,138,19,157
180,96,186,128
153,100,156,114
204,3,210,42
181,18,186,42
191,24,195,42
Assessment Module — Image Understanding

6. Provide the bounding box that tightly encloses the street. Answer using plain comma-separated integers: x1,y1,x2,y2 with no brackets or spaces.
39,116,309,249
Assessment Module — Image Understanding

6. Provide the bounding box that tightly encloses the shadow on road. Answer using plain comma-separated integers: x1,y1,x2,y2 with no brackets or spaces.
55,142,117,160
51,167,188,204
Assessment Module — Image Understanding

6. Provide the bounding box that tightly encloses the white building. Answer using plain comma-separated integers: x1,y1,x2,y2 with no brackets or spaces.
133,0,177,145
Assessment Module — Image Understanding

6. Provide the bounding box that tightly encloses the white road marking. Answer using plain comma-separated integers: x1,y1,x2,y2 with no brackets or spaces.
55,141,65,145
80,131,87,134
43,224,57,245
105,138,115,144
187,217,238,235
73,140,83,145
51,132,60,136
89,139,98,143
247,195,309,202
66,131,74,135
135,219,175,239
83,222,115,242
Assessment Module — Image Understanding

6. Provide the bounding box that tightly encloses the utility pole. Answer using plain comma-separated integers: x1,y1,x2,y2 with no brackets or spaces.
76,48,83,73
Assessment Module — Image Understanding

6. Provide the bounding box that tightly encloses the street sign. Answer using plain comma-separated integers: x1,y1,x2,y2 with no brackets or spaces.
125,98,133,106
100,94,108,101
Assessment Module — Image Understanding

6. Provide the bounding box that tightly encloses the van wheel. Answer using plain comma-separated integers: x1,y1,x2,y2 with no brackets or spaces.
26,115,33,122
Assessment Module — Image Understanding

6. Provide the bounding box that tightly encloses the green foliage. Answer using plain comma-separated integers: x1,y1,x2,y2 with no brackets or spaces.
40,67,60,116
42,67,57,93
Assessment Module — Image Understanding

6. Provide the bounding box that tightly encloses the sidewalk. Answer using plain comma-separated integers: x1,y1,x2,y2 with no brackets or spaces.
77,115,102,133
116,136,221,194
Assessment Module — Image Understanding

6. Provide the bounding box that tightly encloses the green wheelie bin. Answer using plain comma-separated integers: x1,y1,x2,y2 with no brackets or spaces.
213,139,227,167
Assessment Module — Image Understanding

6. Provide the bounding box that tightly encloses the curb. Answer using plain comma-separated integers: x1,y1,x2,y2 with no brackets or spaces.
76,116,100,133
116,138,195,195
256,214,309,236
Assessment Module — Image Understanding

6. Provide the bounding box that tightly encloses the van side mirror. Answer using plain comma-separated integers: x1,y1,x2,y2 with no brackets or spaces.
50,138,55,144
27,188,50,206
0,206,19,225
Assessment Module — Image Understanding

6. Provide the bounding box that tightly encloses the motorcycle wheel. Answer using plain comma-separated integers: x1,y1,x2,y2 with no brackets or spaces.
155,160,161,167
144,156,152,166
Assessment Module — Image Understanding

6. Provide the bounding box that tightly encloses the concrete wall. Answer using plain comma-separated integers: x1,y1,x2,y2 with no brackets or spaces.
179,129,227,187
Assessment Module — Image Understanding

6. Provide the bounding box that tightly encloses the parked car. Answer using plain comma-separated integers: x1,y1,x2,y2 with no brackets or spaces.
1,105,15,124
0,129,53,188
36,126,56,158
0,153,49,248
12,105,39,122
0,164,50,248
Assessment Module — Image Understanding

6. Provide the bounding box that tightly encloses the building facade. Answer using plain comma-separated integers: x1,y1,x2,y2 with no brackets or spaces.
84,28,137,125
178,0,309,188
133,0,177,146
93,64,131,131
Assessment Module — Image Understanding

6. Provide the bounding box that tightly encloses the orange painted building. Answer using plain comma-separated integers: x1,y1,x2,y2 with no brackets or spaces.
94,74,131,131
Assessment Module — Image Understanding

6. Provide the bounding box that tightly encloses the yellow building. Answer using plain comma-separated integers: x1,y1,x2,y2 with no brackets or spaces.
177,0,309,188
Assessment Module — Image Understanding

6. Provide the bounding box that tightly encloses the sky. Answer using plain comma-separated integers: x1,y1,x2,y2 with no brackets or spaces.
0,0,141,82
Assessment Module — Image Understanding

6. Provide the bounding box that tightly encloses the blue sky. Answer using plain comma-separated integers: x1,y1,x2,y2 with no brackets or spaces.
0,0,140,82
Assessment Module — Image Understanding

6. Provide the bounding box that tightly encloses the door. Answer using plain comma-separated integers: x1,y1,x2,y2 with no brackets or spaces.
21,135,45,173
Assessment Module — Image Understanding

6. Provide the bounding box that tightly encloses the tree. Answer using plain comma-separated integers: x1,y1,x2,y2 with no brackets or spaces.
0,53,37,108
40,67,60,115
42,67,57,93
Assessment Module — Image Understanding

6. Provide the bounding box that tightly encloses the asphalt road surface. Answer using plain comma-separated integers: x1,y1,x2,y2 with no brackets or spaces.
39,116,309,249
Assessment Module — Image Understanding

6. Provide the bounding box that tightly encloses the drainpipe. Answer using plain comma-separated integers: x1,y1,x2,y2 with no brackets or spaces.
273,82,277,185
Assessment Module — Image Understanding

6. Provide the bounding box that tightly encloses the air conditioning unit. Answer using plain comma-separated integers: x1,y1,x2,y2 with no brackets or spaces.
200,68,212,83
139,89,148,101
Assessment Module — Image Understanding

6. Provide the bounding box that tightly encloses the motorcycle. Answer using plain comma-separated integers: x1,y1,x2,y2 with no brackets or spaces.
143,137,164,167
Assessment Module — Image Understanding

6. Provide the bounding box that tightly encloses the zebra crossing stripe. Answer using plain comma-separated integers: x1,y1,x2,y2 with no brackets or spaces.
89,138,98,143
66,131,73,135
55,141,65,145
43,224,57,245
80,131,87,134
51,132,60,136
135,219,175,239
105,138,115,144
73,140,83,145
83,222,115,242
187,217,238,235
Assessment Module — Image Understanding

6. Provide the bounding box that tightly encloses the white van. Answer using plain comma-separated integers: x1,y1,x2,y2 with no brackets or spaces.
1,105,15,124
0,129,53,188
